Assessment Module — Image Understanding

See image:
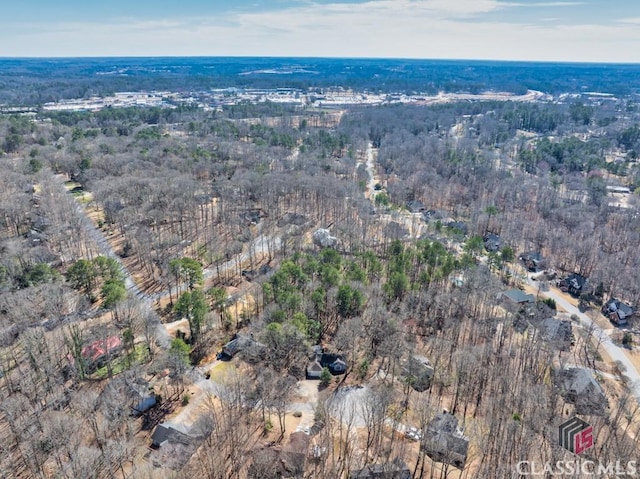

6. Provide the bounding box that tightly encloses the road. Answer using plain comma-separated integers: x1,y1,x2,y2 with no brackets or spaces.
529,276,640,401
362,143,425,240
146,234,281,303
54,175,172,348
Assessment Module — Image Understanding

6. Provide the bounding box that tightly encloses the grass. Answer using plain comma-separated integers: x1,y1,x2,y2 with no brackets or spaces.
91,343,150,380
208,361,235,382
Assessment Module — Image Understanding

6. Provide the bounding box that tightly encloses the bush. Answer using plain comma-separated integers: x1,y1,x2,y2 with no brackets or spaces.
182,394,190,406
541,298,556,310
320,367,332,388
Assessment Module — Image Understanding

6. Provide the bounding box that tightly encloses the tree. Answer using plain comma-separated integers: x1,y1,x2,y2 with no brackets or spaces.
66,259,97,298
93,256,124,283
181,258,204,290
170,338,191,366
101,279,126,310
174,289,209,344
207,286,228,327
320,367,332,388
384,271,409,302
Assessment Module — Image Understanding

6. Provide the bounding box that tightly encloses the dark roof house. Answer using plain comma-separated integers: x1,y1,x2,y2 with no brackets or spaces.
221,334,265,359
422,413,469,469
500,289,535,305
520,252,546,272
555,367,608,416
602,298,634,326
151,424,192,448
483,234,502,253
559,273,588,297
446,221,468,236
349,458,411,479
249,432,311,478
406,200,426,213
401,355,434,392
307,351,348,377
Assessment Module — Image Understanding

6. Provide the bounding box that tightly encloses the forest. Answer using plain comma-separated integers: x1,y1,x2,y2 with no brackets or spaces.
4,57,640,105
1,74,640,478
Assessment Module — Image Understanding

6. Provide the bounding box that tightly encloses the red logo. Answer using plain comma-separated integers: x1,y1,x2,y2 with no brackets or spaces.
559,417,594,455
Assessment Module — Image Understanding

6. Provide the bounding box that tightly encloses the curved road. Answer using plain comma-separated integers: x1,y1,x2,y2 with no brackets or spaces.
528,276,640,401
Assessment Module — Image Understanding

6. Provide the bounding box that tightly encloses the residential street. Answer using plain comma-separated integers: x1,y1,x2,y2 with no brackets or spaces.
529,277,640,401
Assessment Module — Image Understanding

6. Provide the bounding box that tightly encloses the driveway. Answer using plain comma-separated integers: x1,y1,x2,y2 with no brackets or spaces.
529,277,640,401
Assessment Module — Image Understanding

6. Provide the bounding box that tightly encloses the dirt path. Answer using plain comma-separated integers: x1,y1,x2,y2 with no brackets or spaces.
55,174,172,348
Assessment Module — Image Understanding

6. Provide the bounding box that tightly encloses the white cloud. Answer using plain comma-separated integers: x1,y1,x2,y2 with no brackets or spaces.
1,0,639,62
618,17,640,25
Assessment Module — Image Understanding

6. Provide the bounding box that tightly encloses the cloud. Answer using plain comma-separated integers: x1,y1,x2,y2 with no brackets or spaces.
1,0,639,62
506,2,584,6
618,17,640,25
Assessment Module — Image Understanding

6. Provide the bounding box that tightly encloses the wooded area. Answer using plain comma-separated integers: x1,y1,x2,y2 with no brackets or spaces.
1,77,640,478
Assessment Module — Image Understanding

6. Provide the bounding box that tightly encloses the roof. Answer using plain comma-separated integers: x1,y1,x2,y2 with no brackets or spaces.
557,367,608,415
422,413,469,468
151,424,191,447
132,395,157,415
222,334,260,357
484,234,502,251
561,368,601,395
538,318,573,347
406,200,425,212
349,458,411,479
565,273,587,290
313,228,337,248
81,335,122,362
604,298,634,317
501,289,535,304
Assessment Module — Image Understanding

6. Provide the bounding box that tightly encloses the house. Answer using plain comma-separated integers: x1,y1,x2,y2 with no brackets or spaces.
422,209,445,223
151,423,191,448
531,317,574,351
221,334,265,359
500,289,535,305
306,360,324,379
307,350,348,378
131,395,157,417
483,234,502,253
313,228,338,248
559,273,588,296
349,458,411,479
401,355,434,392
81,335,122,372
406,200,425,213
319,353,347,375
250,432,311,478
555,367,608,416
602,298,634,326
520,252,546,272
446,221,468,236
422,412,469,469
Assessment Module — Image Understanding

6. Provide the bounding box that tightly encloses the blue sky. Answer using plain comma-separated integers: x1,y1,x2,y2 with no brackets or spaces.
2,0,640,62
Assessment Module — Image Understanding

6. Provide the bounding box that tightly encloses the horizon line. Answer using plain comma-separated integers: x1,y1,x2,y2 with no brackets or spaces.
1,55,640,67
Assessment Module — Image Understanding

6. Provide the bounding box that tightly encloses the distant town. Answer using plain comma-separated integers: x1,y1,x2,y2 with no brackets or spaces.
18,88,558,113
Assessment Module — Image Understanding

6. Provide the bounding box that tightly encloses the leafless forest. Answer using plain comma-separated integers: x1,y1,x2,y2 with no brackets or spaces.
1,95,640,478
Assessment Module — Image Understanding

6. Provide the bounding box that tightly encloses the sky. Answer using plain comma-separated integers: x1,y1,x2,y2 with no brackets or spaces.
2,0,640,62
